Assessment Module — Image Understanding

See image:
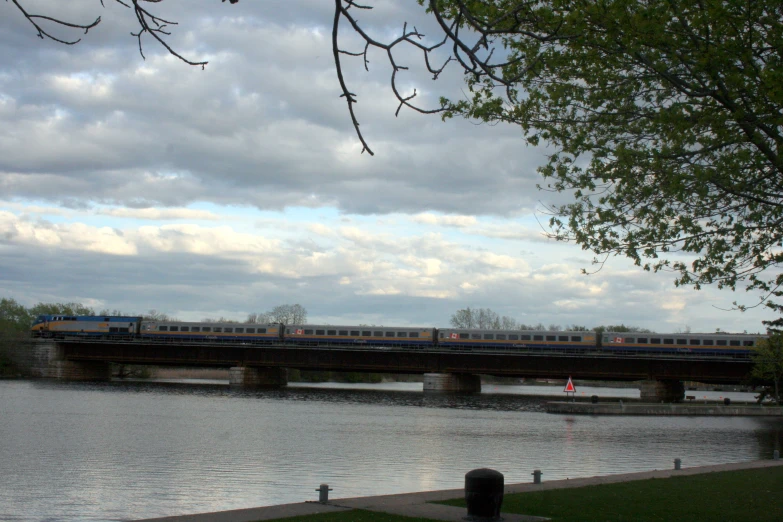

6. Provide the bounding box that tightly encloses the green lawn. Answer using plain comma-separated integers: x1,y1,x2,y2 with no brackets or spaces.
266,466,783,522
442,466,783,522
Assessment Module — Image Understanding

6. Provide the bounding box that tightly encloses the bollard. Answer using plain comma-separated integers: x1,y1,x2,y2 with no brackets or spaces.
532,469,543,484
591,395,599,404
465,468,504,521
674,458,681,470
774,450,780,461
724,397,731,406
315,484,332,504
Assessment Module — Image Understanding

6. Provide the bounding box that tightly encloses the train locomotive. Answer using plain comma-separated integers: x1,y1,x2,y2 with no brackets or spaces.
30,314,762,358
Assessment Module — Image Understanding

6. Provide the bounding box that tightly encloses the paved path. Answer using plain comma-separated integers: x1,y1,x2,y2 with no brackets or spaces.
134,459,783,522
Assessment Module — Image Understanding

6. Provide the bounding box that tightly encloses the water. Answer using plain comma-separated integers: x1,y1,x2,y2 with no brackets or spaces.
0,379,781,521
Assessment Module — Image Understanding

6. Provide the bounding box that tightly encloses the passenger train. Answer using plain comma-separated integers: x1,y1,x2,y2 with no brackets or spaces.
30,314,762,358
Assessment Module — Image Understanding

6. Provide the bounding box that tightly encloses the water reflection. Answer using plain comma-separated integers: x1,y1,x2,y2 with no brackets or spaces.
0,379,781,522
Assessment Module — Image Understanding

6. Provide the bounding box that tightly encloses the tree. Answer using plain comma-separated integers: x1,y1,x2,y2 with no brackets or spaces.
267,304,308,325
450,307,516,329
28,302,95,316
338,1,783,323
0,298,32,337
594,325,654,334
751,334,783,404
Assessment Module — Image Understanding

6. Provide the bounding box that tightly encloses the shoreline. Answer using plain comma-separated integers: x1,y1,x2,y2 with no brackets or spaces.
133,459,783,522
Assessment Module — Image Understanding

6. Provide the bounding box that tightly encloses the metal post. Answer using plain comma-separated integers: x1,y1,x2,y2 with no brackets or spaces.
315,484,332,503
774,450,780,461
532,470,542,484
674,458,681,470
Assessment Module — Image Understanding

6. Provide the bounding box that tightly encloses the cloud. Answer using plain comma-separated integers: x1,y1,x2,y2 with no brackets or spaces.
0,1,775,334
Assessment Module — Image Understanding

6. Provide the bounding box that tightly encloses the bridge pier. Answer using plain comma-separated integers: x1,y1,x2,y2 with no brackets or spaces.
423,373,481,393
229,366,288,388
29,341,111,381
639,379,685,403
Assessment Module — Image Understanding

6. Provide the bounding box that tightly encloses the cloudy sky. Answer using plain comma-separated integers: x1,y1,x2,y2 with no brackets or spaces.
0,0,775,333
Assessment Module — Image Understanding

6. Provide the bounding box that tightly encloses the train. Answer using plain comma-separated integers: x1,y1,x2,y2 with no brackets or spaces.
30,314,763,358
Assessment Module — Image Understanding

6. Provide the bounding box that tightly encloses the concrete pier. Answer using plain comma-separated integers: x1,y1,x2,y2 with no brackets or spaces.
26,341,111,381
423,373,481,393
639,379,685,403
545,401,783,416
228,366,288,388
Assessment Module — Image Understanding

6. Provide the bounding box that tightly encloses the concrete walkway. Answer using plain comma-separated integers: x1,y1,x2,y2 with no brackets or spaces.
134,459,783,522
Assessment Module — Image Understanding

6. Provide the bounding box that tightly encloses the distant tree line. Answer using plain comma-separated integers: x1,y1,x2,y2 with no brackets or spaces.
448,306,654,333
0,297,309,334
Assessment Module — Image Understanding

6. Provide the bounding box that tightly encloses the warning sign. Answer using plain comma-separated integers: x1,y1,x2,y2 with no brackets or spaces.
563,376,576,393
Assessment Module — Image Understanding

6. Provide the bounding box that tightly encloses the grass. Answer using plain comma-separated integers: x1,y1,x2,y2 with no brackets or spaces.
264,466,783,522
442,466,783,522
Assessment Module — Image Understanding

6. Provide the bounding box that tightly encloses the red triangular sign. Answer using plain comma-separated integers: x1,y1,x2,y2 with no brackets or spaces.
563,376,576,393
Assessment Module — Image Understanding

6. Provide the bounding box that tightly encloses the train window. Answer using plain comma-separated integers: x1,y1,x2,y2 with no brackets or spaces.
677,338,687,344
571,336,582,342
327,330,337,335
730,340,740,346
533,335,544,341
689,339,701,345
520,335,530,340
386,332,395,337
664,338,675,344
170,326,179,332
743,340,754,346
351,330,360,336
624,338,635,343
223,328,232,333
651,338,661,344
180,327,189,332
159,326,168,331
496,334,506,340
235,328,244,333
716,340,727,346
409,332,419,338
509,334,519,340
484,334,494,340
702,340,714,346
471,333,482,340
636,338,647,344
202,327,211,332
339,330,348,336
260,328,269,334
316,329,325,335
459,333,469,339
192,327,200,332
397,332,407,337
109,327,118,333
374,331,383,337
546,335,556,341
558,336,568,342
362,331,371,336
303,329,312,334
214,327,222,333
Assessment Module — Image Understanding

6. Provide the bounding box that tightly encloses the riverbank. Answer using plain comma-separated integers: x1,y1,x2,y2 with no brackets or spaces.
133,459,783,522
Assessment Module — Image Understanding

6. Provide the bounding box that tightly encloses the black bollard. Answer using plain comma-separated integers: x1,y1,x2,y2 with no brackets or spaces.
724,397,731,406
464,468,504,521
591,395,599,404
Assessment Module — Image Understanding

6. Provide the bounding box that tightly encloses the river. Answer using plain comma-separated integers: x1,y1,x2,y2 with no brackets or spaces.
1,379,781,521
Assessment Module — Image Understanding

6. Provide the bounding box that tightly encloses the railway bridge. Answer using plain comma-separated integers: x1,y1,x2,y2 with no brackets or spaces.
25,339,754,402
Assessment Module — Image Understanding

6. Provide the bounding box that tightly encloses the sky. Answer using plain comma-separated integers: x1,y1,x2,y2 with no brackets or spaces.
0,0,776,333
